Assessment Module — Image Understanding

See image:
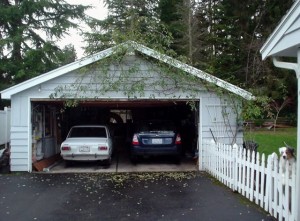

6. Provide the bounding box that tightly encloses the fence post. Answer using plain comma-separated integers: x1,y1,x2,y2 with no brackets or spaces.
232,143,238,191
265,155,271,212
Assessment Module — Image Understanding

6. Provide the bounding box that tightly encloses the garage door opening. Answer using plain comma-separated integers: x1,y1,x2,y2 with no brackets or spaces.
30,100,199,172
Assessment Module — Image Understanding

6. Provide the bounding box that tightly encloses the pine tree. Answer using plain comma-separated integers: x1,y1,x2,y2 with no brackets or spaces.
84,0,173,55
0,0,90,87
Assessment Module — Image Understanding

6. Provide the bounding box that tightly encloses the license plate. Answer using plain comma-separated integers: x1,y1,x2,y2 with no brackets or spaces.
79,146,90,152
152,138,162,144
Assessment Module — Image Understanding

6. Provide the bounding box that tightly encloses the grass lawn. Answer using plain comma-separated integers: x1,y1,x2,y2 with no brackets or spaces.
244,127,297,156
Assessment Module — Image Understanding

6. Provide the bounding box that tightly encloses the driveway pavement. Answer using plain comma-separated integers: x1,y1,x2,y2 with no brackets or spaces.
49,156,197,173
0,172,275,221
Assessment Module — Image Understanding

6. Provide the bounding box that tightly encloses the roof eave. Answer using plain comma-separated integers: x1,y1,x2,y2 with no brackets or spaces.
0,43,128,99
260,0,300,60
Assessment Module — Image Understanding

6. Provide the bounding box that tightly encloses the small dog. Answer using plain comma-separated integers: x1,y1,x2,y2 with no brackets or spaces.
278,144,296,211
278,143,296,179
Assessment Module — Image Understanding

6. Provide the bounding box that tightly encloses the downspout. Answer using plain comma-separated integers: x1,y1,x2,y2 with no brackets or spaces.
273,57,299,74
273,50,300,221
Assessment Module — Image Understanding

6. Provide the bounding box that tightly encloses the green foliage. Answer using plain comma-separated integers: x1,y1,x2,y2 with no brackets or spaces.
158,0,188,56
84,0,174,56
0,0,91,87
50,43,212,108
242,96,272,120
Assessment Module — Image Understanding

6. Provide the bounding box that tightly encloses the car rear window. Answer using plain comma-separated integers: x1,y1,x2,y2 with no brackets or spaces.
137,121,175,132
68,127,107,138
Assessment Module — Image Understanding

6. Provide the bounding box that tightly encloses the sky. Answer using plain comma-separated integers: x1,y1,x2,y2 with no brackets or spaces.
61,0,108,58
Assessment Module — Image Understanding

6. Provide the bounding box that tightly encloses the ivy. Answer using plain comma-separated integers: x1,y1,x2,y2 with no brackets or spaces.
51,44,212,107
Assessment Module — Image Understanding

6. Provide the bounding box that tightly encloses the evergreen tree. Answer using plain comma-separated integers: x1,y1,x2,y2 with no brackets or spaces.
191,0,295,89
159,0,202,65
159,0,186,55
0,0,91,88
84,0,173,55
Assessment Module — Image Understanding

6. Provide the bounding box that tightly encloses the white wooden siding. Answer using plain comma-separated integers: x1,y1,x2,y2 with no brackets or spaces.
10,126,29,171
11,95,29,126
20,55,207,100
200,95,242,146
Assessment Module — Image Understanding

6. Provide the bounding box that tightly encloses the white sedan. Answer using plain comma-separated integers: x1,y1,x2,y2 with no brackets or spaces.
60,125,113,166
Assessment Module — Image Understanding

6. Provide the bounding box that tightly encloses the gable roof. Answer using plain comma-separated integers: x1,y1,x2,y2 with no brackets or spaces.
1,41,254,100
260,0,300,59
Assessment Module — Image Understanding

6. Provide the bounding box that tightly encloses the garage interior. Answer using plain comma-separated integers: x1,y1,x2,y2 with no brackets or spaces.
31,99,199,172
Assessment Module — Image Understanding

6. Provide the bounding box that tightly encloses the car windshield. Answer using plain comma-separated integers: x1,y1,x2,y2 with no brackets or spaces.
137,121,175,132
68,127,107,138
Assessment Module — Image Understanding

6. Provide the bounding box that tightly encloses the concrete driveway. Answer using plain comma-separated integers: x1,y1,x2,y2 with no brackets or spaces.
49,156,197,173
47,145,198,173
0,172,275,221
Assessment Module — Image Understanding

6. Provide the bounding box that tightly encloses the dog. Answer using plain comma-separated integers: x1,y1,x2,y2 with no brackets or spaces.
278,143,296,179
278,144,296,211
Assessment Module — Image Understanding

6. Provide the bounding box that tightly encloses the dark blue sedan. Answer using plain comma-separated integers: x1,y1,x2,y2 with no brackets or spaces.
130,120,182,164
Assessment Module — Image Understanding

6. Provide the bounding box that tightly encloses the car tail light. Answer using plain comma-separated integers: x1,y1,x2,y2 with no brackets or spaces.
61,145,71,151
132,134,139,145
175,134,182,145
98,146,108,151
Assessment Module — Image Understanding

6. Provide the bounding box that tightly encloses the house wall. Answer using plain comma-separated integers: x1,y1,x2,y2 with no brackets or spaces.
8,55,243,171
201,95,243,145
10,95,30,171
23,55,207,99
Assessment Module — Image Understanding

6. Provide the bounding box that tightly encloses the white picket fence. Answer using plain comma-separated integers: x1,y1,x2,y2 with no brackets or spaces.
0,107,11,148
201,139,297,221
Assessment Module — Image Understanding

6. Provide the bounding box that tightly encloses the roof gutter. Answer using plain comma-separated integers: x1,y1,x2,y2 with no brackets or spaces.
272,56,300,78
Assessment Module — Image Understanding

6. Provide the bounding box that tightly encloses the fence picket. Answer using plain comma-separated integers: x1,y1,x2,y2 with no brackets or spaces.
273,156,279,219
290,162,296,221
282,160,289,220
232,144,238,191
201,139,296,221
254,152,260,205
260,154,266,209
249,151,256,201
242,149,247,197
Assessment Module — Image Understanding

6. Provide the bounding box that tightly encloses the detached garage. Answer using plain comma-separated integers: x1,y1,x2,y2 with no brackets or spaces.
1,41,254,172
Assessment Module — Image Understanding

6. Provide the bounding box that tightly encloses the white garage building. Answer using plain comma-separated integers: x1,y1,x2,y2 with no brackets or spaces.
1,41,253,172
